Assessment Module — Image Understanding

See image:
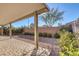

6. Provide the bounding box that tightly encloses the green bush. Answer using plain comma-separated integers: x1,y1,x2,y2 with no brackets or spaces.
39,33,52,38
24,32,52,38
42,33,47,37
47,33,52,38
54,33,60,39
59,30,79,56
24,32,34,36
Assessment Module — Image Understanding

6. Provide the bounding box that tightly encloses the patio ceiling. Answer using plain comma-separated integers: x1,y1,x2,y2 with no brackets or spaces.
0,3,48,26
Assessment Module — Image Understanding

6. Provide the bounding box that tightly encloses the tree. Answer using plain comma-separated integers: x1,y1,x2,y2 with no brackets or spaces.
41,8,64,27
30,23,34,28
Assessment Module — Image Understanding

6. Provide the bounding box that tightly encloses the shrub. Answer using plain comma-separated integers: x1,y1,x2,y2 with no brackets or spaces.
39,33,42,37
39,33,52,38
24,32,52,38
47,33,52,38
59,30,79,56
54,33,60,39
24,32,34,36
39,33,47,37
42,33,47,37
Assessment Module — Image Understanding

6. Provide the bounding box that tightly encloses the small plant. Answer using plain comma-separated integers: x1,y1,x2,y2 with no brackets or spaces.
59,30,79,56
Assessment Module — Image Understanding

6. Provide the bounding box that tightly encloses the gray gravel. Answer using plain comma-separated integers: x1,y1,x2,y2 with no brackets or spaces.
0,36,50,56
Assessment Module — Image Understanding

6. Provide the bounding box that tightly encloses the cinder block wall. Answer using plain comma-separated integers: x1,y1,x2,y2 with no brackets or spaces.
23,27,59,35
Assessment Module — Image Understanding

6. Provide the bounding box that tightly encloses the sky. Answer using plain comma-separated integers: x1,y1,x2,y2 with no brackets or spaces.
12,3,79,27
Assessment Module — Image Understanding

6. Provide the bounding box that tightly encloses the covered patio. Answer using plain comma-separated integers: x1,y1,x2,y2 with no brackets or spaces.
0,3,52,56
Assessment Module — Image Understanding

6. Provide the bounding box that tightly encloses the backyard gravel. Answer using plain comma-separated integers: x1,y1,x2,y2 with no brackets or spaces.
0,36,50,56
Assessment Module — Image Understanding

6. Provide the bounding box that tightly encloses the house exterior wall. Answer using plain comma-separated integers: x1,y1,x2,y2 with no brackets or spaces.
71,20,79,33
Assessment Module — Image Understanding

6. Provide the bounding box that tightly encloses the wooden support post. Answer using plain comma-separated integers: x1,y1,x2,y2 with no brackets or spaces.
9,23,12,38
1,26,4,36
34,11,39,49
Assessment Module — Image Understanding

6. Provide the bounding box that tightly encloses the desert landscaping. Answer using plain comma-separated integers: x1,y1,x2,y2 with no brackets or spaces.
0,36,51,56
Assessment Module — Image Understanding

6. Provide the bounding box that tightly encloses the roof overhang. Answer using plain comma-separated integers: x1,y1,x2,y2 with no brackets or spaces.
0,3,49,26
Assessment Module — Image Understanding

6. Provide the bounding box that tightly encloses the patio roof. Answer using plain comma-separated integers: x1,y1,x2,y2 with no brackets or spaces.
0,3,48,26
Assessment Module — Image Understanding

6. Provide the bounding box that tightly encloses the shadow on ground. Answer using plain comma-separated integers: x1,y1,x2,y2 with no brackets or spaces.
31,48,38,56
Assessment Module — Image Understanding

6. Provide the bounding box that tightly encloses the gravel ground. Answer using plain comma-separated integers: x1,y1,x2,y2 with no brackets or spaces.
0,36,50,56
14,35,60,56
